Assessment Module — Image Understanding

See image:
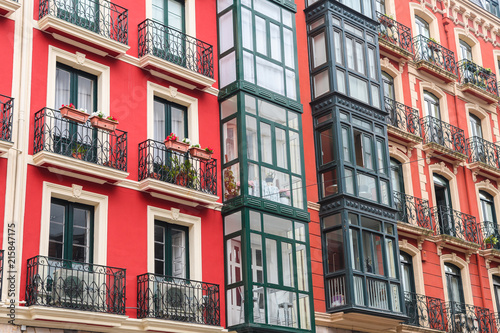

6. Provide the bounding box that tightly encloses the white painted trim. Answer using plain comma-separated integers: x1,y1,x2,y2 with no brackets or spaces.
440,254,473,305
39,182,108,265
465,103,493,142
380,58,404,106
147,206,202,282
488,266,500,313
454,28,482,66
46,46,111,115
428,163,461,212
474,180,500,239
145,0,196,38
389,144,414,198
147,81,199,144
409,3,440,42
399,240,425,296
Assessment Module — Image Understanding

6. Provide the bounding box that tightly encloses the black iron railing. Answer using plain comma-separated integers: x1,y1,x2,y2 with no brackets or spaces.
458,59,499,96
492,313,500,333
0,94,13,142
431,206,480,244
0,250,4,299
444,302,493,333
33,107,128,172
376,12,413,54
467,136,500,170
138,139,217,195
138,19,214,78
25,256,126,314
137,273,220,326
394,191,433,230
413,35,458,77
404,292,446,330
481,221,500,250
38,0,128,44
385,97,421,137
420,116,467,155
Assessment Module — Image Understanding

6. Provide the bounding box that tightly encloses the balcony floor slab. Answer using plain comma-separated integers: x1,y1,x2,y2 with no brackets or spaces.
459,82,500,104
415,60,458,83
0,139,13,156
379,38,413,60
0,0,20,16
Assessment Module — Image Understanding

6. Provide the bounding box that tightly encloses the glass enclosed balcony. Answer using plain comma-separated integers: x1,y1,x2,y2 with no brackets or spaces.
25,255,126,314
420,116,468,162
38,0,129,56
33,107,128,180
138,19,214,80
393,191,432,230
137,139,217,196
431,206,480,245
137,273,220,326
458,59,500,103
413,35,458,82
376,12,413,59
0,94,13,143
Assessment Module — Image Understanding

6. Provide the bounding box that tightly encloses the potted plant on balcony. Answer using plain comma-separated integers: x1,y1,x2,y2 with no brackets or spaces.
90,111,119,132
177,159,198,188
71,146,87,160
224,168,240,200
380,14,394,28
427,37,440,52
60,104,90,124
164,133,190,154
484,235,498,249
189,144,213,160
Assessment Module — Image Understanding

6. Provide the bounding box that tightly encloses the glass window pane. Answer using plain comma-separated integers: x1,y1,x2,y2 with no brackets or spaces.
314,70,330,98
371,85,380,108
256,57,284,95
312,32,327,67
251,233,264,283
276,128,288,169
260,122,273,164
217,0,232,13
250,210,261,231
243,51,255,83
346,38,354,70
326,229,345,273
381,180,389,205
349,75,369,103
266,239,278,284
220,52,236,87
286,69,297,100
55,68,71,109
386,239,397,278
221,95,237,119
350,229,361,270
282,242,295,287
284,28,295,68
264,214,293,238
368,47,377,80
323,214,341,229
361,216,382,232
321,169,338,197
223,118,238,162
255,16,267,55
223,163,240,200
225,211,242,235
288,111,299,130
292,176,304,208
341,127,351,163
245,94,256,114
260,100,286,125
171,228,187,278
320,128,334,164
345,168,354,194
255,0,280,21
227,236,242,284
296,244,309,291
246,116,258,161
242,8,253,50
171,106,185,139
295,222,306,242
227,287,244,326
270,23,282,61
219,10,234,54
290,131,301,175
337,70,346,94
358,174,377,201
334,30,343,65
355,41,365,75
248,162,260,197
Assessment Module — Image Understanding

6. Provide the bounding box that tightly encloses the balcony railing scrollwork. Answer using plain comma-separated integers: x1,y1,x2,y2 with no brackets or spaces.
458,59,499,97
0,94,13,142
394,191,432,230
137,273,220,326
25,255,126,314
431,206,480,244
38,0,128,44
420,116,467,156
385,97,421,137
467,136,500,170
481,221,500,250
376,12,414,55
404,292,446,330
138,19,214,79
138,139,217,195
413,35,458,78
33,107,128,171
444,302,493,333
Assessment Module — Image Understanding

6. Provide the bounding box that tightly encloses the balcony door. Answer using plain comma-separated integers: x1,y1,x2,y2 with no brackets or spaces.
423,91,444,145
445,263,465,312
154,221,189,279
459,40,472,61
494,276,500,312
433,174,453,236
58,0,99,34
401,252,419,325
55,63,97,161
480,191,498,244
470,114,486,163
152,0,185,64
415,16,430,38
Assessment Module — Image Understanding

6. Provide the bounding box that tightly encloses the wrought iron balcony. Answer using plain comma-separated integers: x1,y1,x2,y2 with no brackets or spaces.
138,19,214,79
137,273,220,326
376,12,413,57
38,0,128,45
420,116,467,157
492,313,500,333
0,94,13,142
413,35,458,81
394,191,433,230
431,206,480,244
443,301,493,333
138,139,217,196
33,107,128,172
458,59,499,102
468,136,500,170
481,221,500,250
0,250,3,299
385,97,421,138
404,292,446,330
25,255,126,314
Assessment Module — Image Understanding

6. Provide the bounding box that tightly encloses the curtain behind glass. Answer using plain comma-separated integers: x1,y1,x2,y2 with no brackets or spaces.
154,101,166,142
55,68,71,139
171,106,185,139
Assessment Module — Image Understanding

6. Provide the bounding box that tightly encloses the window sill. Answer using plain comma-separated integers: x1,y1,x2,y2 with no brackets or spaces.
32,151,129,184
37,15,130,57
0,0,20,16
139,54,216,90
0,139,13,156
459,82,500,104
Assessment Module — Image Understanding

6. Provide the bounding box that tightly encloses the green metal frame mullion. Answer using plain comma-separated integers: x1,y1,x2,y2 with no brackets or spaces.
242,208,252,324
65,202,73,261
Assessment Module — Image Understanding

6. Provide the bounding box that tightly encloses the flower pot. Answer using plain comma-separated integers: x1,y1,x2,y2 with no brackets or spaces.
90,116,118,132
60,106,89,124
189,147,212,160
486,243,493,249
164,140,190,153
72,152,83,159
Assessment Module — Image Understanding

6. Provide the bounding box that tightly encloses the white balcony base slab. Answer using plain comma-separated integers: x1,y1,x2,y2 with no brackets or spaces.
0,0,20,16
33,151,129,183
315,311,404,332
0,140,13,156
38,15,130,57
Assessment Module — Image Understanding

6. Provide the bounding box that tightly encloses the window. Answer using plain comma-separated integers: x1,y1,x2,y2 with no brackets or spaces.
400,252,414,294
390,158,404,194
382,71,395,100
423,91,440,119
375,0,386,14
494,275,500,311
480,191,497,243
49,198,94,263
153,0,184,32
154,221,189,279
55,63,97,113
339,0,373,18
469,113,482,139
354,130,374,170
153,97,187,142
434,174,454,236
415,16,430,38
445,263,465,306
459,40,472,61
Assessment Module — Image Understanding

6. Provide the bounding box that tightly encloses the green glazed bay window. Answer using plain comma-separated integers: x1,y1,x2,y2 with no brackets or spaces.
218,0,299,103
306,0,375,19
225,209,314,331
323,211,403,314
221,93,306,210
308,7,382,108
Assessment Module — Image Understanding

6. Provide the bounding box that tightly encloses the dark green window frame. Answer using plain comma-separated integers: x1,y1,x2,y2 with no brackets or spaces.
152,0,185,32
49,198,94,263
153,96,188,141
154,221,190,279
445,263,465,307
224,209,314,332
56,62,98,112
57,0,99,34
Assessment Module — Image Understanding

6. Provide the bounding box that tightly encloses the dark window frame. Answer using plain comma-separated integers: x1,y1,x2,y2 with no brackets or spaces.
154,220,190,279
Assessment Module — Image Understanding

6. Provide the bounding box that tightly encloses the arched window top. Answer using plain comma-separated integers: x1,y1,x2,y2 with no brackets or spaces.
469,113,482,139
459,39,472,61
445,263,461,275
433,174,449,187
494,275,500,285
415,15,430,38
382,71,395,100
480,190,494,202
400,251,412,264
424,91,439,103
